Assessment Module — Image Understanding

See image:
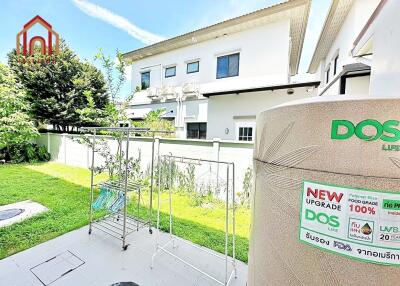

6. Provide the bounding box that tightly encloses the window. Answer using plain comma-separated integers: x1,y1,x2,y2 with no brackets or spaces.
187,61,199,73
187,123,207,139
141,71,150,90
238,127,253,141
165,66,176,78
333,55,339,75
326,68,330,84
216,53,239,79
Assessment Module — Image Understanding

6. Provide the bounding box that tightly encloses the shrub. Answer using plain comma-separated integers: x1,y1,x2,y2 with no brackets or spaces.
135,109,175,137
238,167,253,208
0,63,38,149
0,143,50,163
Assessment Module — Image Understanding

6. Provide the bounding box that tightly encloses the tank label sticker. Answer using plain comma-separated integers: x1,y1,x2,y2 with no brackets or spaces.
299,180,400,265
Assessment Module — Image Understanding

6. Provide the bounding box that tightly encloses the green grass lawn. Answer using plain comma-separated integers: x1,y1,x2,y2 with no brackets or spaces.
0,162,250,262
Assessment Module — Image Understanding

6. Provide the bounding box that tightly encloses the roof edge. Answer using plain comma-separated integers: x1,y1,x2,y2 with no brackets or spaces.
307,0,341,73
123,0,311,66
290,0,312,75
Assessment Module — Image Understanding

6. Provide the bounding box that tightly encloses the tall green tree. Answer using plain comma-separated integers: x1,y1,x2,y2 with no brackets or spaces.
95,49,127,104
8,39,108,132
0,63,38,149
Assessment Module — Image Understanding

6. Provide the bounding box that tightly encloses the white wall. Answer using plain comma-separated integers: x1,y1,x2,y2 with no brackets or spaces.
369,0,400,97
317,0,380,95
346,75,370,95
321,78,341,96
37,133,254,195
207,86,316,140
130,19,291,104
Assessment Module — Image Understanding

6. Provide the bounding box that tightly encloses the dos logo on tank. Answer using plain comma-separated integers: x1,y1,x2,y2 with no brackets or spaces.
331,119,400,141
331,119,400,151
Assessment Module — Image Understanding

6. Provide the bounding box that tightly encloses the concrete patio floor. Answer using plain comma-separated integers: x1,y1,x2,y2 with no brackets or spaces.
0,226,247,286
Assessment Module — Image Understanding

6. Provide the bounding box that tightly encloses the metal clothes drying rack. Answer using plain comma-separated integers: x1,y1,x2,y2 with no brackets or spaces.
82,126,169,250
151,154,237,286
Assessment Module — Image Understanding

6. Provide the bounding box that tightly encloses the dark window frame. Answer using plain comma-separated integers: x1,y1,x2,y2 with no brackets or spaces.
238,127,253,142
187,61,199,74
334,55,339,75
340,72,371,95
186,122,207,139
165,66,176,78
216,53,240,79
141,71,150,90
326,68,330,84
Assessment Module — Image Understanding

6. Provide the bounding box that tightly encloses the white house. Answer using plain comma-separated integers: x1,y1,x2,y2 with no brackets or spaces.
123,0,318,141
351,0,400,98
308,0,381,96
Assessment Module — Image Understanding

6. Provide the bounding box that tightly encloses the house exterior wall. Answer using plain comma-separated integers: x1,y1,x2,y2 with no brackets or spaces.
316,0,380,96
345,75,370,95
126,18,299,140
207,86,317,140
321,78,341,97
369,0,400,97
129,19,291,99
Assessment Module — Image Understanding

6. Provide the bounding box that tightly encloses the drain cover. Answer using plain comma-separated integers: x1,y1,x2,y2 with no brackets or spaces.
110,283,139,286
30,251,85,285
0,208,24,221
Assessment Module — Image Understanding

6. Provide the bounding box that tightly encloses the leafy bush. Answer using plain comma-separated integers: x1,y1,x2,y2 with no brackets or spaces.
177,164,196,193
0,63,38,149
150,157,179,190
74,135,143,182
238,167,253,207
135,109,175,137
0,143,50,163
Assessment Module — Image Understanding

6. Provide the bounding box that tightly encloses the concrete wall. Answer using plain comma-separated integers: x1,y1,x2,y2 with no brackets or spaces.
207,86,317,140
129,19,291,103
37,133,254,194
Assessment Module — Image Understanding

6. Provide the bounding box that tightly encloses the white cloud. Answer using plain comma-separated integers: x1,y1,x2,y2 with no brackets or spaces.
72,0,165,45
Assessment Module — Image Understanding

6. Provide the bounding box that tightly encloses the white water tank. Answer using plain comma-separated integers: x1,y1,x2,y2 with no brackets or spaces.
248,96,400,285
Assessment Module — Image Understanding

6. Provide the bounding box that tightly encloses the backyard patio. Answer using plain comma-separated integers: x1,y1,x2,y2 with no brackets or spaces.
0,225,248,286
0,162,249,285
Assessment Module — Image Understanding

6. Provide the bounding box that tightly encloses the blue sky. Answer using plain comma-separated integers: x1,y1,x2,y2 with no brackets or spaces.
0,0,330,97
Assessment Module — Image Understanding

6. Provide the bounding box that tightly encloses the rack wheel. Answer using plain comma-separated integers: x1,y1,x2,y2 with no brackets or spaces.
149,229,153,234
88,229,92,235
123,245,129,251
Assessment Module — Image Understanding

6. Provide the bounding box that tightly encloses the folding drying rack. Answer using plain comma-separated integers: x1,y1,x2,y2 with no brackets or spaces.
82,126,169,250
151,154,237,285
